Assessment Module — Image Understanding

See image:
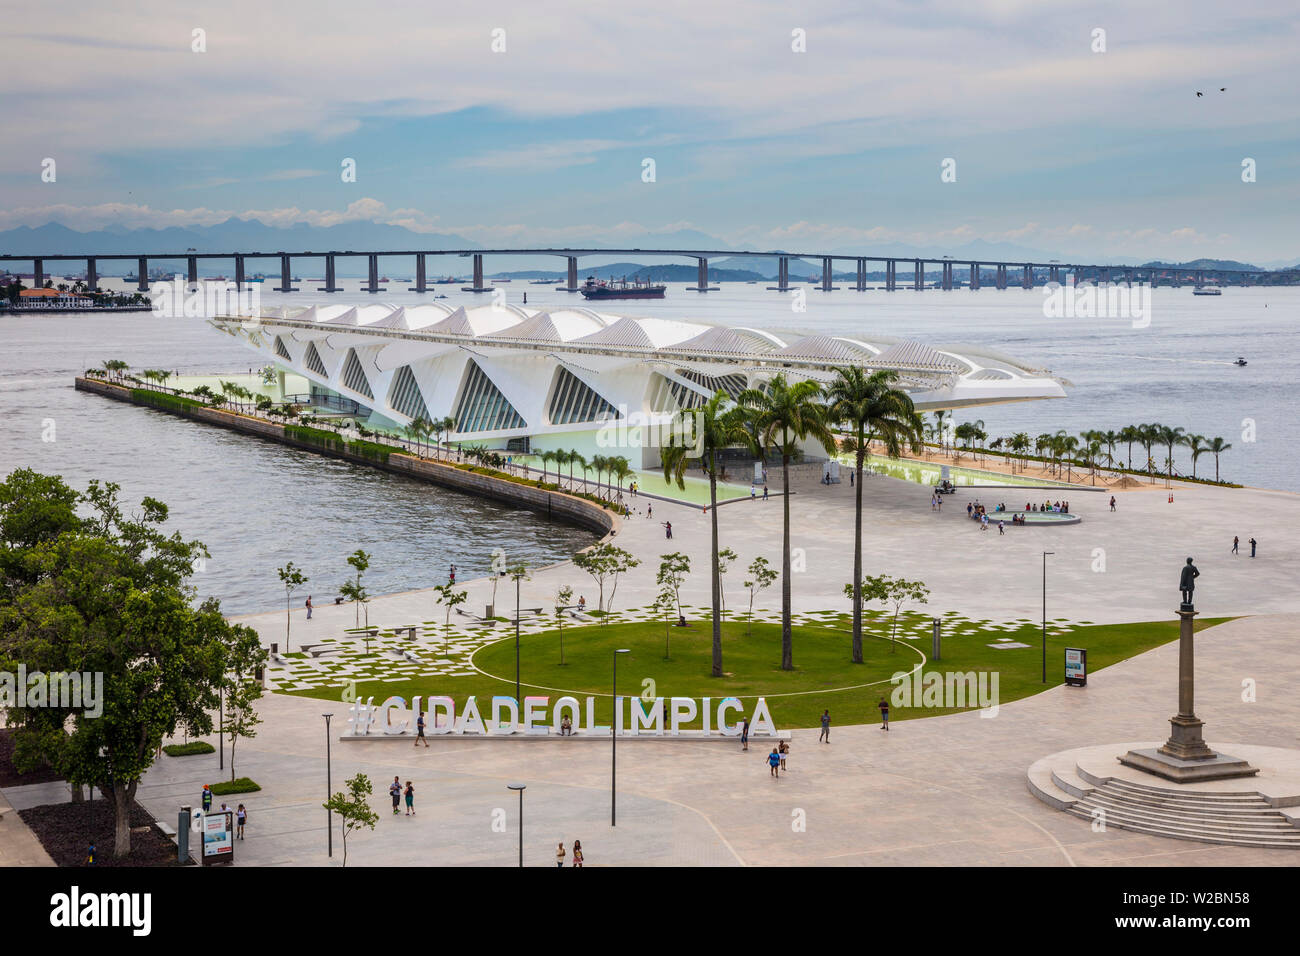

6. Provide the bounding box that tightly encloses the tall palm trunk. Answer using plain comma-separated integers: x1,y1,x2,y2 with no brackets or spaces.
851,443,865,663
709,449,722,677
780,445,793,670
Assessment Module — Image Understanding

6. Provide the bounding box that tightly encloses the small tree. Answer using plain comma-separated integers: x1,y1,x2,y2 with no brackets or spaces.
323,772,378,867
344,549,371,629
277,561,308,651
854,575,930,653
656,552,691,620
434,581,468,653
555,584,573,664
743,556,777,637
571,543,640,624
716,547,737,621
654,583,678,660
221,626,266,782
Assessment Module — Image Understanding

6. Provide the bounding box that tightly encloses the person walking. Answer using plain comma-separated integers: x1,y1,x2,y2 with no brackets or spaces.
415,710,429,747
201,784,212,814
768,748,781,778
389,776,402,815
572,840,584,868
818,709,830,743
647,503,652,519
740,717,750,751
779,740,789,771
306,595,313,620
1109,495,1116,512
1232,535,1239,555
849,470,854,487
762,484,769,501
1250,537,1257,557
236,804,246,839
404,781,415,816
998,519,1005,535
663,521,672,539
878,696,890,731
556,842,566,867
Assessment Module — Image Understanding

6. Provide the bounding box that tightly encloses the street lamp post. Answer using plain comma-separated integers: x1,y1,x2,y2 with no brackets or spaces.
322,713,333,858
612,648,630,826
507,783,526,867
514,572,521,706
1042,552,1054,683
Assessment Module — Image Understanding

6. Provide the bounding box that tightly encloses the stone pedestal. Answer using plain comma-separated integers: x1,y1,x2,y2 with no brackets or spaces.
1119,605,1257,782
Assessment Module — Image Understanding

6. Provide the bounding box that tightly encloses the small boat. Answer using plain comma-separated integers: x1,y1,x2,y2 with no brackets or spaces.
492,278,512,284
1233,357,1247,366
1193,282,1222,296
530,279,553,285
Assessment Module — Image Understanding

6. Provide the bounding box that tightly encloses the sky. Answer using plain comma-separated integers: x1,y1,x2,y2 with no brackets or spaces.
2,0,1298,263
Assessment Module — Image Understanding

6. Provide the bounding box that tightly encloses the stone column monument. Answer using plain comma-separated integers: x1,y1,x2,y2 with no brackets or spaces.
1119,558,1257,782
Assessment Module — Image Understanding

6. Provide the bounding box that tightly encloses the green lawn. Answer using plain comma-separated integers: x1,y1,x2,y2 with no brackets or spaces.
286,613,1229,729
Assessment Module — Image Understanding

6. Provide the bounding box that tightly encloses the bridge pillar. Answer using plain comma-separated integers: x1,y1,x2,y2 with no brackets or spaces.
856,258,866,291
697,257,708,291
941,261,952,291
319,254,341,292
969,262,979,291
996,264,1006,290
86,257,97,292
1196,270,1205,288
564,256,578,291
462,253,489,292
138,257,149,291
33,258,44,288
1125,269,1133,287
886,260,895,291
366,253,380,293
914,260,923,290
187,256,199,289
1022,264,1032,289
767,255,791,291
821,257,834,291
235,256,245,289
276,254,296,292
1172,271,1181,288
409,254,426,292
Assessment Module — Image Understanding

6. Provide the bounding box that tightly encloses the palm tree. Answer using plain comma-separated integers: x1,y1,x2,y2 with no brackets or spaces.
1034,433,1051,472
590,454,609,498
576,452,592,491
1183,433,1207,479
737,373,837,671
827,367,922,664
1157,424,1186,481
553,448,570,489
610,456,631,497
1138,423,1159,477
662,392,750,678
1056,431,1079,481
567,448,584,489
539,449,556,484
1207,437,1231,483
1009,432,1031,473
931,410,949,454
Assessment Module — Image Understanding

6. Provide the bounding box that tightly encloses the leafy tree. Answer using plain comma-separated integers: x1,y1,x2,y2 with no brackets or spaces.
0,472,260,858
555,584,573,664
277,561,308,651
571,543,640,624
434,581,468,653
851,574,930,653
654,582,678,660
716,546,737,621
323,772,378,867
742,556,777,638
656,552,691,620
343,549,371,629
221,627,267,782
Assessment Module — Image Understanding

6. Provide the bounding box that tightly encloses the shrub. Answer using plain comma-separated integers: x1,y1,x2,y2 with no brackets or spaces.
163,742,215,757
210,778,261,795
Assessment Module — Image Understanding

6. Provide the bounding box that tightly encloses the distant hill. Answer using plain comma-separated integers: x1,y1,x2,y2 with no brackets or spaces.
1139,258,1263,271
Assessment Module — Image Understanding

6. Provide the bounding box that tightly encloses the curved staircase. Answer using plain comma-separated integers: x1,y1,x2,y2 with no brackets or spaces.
1029,752,1300,849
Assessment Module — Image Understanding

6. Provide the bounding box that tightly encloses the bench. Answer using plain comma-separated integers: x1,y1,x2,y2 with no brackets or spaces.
391,624,420,639
344,626,380,638
302,644,342,658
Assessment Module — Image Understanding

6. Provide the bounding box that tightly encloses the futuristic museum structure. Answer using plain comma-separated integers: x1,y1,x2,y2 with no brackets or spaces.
213,302,1066,466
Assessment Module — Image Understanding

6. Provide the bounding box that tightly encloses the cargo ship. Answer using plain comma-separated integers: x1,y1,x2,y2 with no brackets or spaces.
579,275,666,300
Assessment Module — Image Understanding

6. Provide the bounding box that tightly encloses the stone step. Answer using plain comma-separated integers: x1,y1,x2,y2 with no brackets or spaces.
1027,760,1078,812
1088,786,1278,818
1083,791,1296,832
1081,768,1263,803
1066,805,1300,849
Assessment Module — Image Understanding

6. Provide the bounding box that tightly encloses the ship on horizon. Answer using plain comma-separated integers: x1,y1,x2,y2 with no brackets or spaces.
579,275,666,300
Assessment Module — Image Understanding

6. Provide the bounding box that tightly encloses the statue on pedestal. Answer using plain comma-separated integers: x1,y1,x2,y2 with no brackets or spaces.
1179,557,1199,609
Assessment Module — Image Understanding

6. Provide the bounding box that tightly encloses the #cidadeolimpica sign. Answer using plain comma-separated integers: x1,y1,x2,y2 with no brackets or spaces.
342,694,784,739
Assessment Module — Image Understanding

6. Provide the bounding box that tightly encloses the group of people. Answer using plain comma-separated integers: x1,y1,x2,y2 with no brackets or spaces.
1026,500,1069,513
390,776,417,815
200,784,248,839
1231,535,1258,557
555,840,585,867
749,484,771,500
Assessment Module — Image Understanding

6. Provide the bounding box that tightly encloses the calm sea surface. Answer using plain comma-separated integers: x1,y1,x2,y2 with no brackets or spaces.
2,280,1294,612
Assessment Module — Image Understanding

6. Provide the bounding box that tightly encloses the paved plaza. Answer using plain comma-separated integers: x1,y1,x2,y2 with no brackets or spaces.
3,470,1296,866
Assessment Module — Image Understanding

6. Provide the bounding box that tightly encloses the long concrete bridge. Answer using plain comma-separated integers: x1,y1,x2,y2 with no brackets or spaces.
2,247,1293,294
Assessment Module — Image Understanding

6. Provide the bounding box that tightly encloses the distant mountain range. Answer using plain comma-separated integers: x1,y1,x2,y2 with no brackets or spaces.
1,220,1295,277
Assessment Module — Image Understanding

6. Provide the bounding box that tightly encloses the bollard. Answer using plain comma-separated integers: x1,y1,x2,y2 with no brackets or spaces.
178,805,191,863
932,617,941,661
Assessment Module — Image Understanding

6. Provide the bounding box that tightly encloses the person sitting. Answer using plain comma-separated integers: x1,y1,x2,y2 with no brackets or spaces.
560,715,573,736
